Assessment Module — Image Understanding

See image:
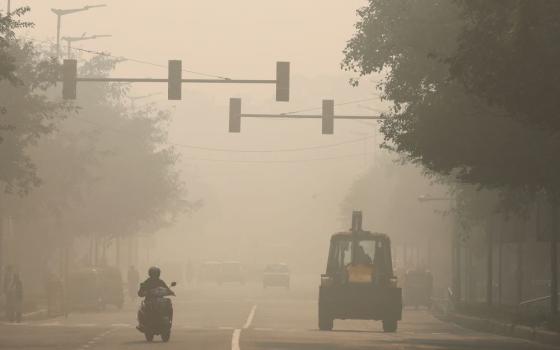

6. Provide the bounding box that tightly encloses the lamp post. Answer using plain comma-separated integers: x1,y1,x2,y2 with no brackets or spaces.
51,4,107,59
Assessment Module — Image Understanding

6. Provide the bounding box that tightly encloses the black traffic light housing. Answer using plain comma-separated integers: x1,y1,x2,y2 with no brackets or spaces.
229,98,242,133
62,59,78,100
276,62,290,102
168,60,182,100
322,99,334,134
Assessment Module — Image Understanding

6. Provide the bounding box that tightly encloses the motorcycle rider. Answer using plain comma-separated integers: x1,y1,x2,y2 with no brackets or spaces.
136,266,174,332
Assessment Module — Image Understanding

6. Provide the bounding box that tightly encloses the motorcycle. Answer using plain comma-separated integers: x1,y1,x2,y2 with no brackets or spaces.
137,282,176,342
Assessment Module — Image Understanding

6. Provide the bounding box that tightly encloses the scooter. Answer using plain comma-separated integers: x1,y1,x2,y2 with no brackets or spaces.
137,282,176,342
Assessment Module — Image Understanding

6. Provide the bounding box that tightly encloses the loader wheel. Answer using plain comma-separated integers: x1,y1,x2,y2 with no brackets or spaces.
318,306,333,331
144,332,154,342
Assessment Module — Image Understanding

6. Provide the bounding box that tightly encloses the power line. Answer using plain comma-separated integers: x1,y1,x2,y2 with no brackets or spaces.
27,37,231,80
180,152,375,164
280,97,384,116
71,115,376,154
70,47,231,80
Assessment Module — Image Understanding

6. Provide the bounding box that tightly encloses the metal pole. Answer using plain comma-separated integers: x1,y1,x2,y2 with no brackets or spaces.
67,41,71,59
486,225,493,307
517,223,524,304
56,14,61,59
550,199,558,315
498,226,503,305
7,0,10,14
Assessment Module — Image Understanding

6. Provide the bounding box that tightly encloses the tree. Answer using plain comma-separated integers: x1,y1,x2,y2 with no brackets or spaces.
343,0,560,313
449,0,560,131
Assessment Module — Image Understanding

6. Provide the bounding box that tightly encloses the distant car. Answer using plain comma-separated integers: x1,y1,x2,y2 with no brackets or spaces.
198,261,222,284
263,263,290,289
219,261,245,284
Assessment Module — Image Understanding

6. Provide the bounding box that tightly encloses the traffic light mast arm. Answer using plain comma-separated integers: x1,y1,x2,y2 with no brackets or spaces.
76,78,277,84
62,59,288,101
241,114,383,119
229,98,384,134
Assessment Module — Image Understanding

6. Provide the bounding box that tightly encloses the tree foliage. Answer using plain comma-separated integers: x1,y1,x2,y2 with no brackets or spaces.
449,0,560,131
342,0,560,199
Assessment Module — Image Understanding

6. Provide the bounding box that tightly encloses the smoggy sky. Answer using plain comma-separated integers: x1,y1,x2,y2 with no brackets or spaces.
12,1,407,266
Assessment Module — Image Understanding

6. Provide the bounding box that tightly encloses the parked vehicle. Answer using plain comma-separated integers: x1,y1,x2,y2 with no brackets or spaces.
403,269,433,308
219,261,245,284
137,282,176,342
263,263,290,289
318,211,402,332
197,261,222,284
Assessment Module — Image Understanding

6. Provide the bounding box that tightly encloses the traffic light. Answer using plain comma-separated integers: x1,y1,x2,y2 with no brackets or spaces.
62,59,77,100
229,98,241,133
168,60,182,100
322,99,334,134
276,61,290,102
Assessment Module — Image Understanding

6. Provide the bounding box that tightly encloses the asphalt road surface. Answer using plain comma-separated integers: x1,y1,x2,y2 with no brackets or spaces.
1,275,559,350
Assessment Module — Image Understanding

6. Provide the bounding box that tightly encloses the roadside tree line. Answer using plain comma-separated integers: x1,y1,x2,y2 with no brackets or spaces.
343,0,560,321
0,8,190,294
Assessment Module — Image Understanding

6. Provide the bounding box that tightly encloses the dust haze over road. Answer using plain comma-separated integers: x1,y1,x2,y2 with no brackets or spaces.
2,1,560,349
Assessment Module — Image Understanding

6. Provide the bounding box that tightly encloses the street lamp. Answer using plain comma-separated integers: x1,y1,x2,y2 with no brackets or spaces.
51,4,107,59
62,33,112,59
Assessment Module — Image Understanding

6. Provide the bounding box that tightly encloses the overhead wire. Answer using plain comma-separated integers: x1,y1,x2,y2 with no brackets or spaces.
26,37,380,161
279,97,384,115
71,115,375,154
27,37,231,80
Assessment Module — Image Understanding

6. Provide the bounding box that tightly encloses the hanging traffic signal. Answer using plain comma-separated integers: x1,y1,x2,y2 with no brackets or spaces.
276,62,290,102
322,99,334,134
168,60,182,100
229,98,242,133
62,59,78,100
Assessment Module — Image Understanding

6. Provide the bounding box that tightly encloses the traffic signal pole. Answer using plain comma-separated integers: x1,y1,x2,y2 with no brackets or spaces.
228,98,383,134
62,59,290,102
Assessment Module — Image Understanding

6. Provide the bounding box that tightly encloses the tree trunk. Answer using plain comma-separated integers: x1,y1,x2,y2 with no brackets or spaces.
498,228,503,305
550,199,558,316
115,237,121,271
517,231,524,304
487,226,493,307
0,200,3,293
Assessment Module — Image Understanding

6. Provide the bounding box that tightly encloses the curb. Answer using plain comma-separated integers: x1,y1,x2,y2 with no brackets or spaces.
22,309,48,321
434,311,560,346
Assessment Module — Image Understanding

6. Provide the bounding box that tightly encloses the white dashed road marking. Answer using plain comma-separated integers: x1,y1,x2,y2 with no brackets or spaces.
232,304,257,350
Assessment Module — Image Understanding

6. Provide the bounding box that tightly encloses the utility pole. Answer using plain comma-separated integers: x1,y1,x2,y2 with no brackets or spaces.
62,34,111,59
7,0,10,14
51,4,107,59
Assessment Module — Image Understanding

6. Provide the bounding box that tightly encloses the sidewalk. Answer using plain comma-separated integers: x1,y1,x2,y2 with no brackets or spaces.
435,310,560,346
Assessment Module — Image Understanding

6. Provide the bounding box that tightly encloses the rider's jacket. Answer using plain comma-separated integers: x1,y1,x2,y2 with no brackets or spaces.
137,277,170,298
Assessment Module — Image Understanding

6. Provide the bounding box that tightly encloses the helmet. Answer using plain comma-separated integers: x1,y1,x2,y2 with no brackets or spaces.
148,266,161,278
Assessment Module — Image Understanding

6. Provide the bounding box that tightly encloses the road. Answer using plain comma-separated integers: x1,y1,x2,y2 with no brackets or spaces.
1,275,558,350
